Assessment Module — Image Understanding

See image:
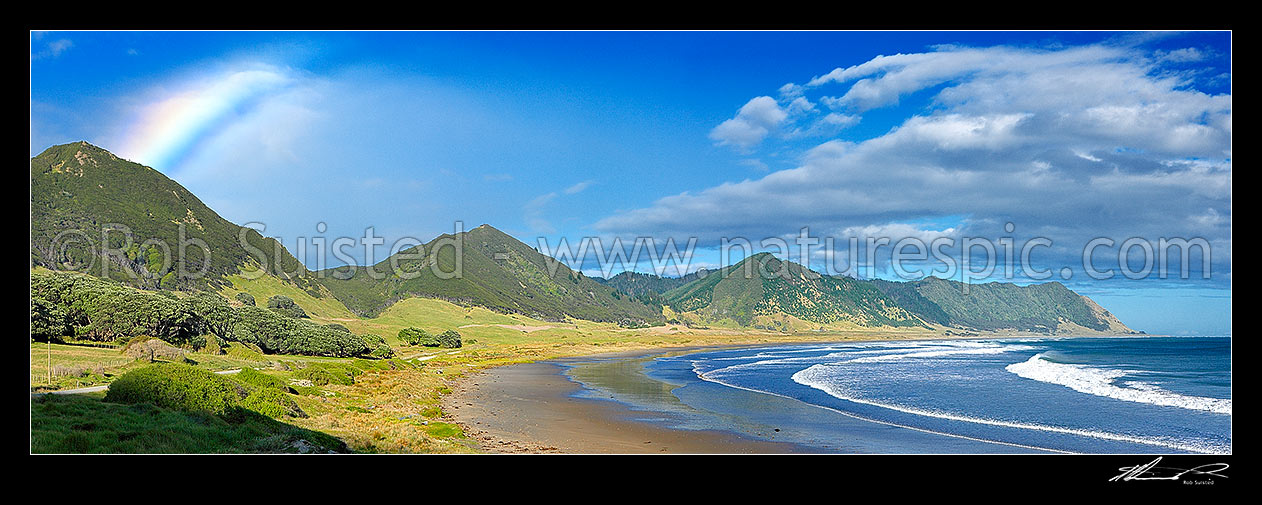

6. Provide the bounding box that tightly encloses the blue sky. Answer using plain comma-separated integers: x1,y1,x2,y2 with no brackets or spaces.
30,31,1231,335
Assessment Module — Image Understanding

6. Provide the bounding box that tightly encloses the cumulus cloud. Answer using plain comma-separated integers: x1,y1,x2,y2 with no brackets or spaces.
778,82,804,99
709,96,788,151
598,42,1232,284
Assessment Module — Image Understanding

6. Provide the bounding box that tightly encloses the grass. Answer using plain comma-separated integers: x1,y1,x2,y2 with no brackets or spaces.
29,341,276,392
32,272,987,454
221,272,356,320
29,342,132,390
31,393,344,454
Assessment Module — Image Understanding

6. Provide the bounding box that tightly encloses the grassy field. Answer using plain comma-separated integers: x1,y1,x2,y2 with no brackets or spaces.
32,273,956,454
31,391,346,453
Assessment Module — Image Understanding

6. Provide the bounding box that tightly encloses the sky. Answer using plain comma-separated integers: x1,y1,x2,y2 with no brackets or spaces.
30,31,1231,335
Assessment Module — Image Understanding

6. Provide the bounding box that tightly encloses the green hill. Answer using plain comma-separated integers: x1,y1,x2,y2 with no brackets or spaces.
316,224,665,325
30,141,1133,336
871,276,1134,333
653,253,1134,334
31,142,316,292
663,253,924,329
591,269,711,298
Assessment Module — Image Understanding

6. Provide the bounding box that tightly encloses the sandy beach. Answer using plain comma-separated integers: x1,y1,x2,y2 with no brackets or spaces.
439,338,1107,455
442,348,809,453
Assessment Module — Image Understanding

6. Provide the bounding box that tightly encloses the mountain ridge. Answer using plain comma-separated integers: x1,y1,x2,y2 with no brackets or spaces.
30,141,1137,335
31,141,317,292
315,224,666,325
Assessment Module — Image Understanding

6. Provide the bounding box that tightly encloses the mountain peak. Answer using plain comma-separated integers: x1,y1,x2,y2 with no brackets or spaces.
34,141,123,168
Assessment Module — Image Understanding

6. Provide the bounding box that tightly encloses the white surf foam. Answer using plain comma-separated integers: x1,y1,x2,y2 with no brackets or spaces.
845,343,1035,363
698,341,1028,379
791,364,1228,454
694,363,1073,453
1005,353,1231,415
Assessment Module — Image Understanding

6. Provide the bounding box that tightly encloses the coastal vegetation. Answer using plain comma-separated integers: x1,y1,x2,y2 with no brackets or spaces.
32,268,374,358
29,142,1138,454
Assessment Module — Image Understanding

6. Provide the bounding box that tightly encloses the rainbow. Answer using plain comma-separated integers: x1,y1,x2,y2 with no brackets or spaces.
116,68,292,172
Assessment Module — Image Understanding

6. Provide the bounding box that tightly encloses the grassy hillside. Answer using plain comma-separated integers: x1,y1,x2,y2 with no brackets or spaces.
31,142,317,292
664,253,924,330
221,271,357,320
872,276,1135,333
317,224,665,325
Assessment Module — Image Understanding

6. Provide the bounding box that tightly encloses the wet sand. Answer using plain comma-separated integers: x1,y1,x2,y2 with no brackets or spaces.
442,352,807,454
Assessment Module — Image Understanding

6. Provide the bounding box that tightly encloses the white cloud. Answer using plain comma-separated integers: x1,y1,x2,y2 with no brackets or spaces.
597,43,1232,282
740,159,770,171
839,222,959,243
786,96,816,115
778,82,804,99
709,96,788,151
1157,47,1206,63
820,113,859,128
564,180,594,194
807,45,1128,111
31,38,73,60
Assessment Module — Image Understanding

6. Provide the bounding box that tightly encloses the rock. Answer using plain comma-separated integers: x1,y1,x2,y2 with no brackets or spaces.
291,439,318,454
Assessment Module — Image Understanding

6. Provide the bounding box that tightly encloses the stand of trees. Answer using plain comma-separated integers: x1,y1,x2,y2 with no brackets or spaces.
398,327,461,348
31,270,389,358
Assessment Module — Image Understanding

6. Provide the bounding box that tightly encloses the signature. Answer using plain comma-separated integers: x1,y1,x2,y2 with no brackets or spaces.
1110,457,1229,482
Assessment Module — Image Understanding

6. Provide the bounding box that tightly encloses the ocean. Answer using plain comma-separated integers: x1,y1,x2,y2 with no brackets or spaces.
560,336,1231,454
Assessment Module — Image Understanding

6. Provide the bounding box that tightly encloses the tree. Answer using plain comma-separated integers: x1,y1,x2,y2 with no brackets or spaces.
398,327,437,346
266,294,308,318
436,329,462,349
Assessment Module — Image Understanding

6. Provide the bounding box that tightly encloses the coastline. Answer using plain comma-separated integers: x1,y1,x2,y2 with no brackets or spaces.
441,346,812,453
440,335,1109,454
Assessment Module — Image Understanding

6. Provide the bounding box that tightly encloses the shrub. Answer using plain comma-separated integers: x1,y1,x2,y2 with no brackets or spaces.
235,292,256,306
397,327,436,346
230,306,370,357
436,330,462,349
293,363,359,386
325,323,350,333
293,367,339,386
361,334,395,359
233,367,293,393
266,295,308,319
30,270,372,359
31,270,214,345
104,363,247,416
240,387,305,418
121,336,187,363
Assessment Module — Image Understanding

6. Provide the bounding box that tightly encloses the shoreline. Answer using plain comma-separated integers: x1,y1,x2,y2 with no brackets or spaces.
441,335,1136,454
441,346,814,453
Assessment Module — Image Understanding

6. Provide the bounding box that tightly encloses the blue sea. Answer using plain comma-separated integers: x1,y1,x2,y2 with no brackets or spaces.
561,336,1231,454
